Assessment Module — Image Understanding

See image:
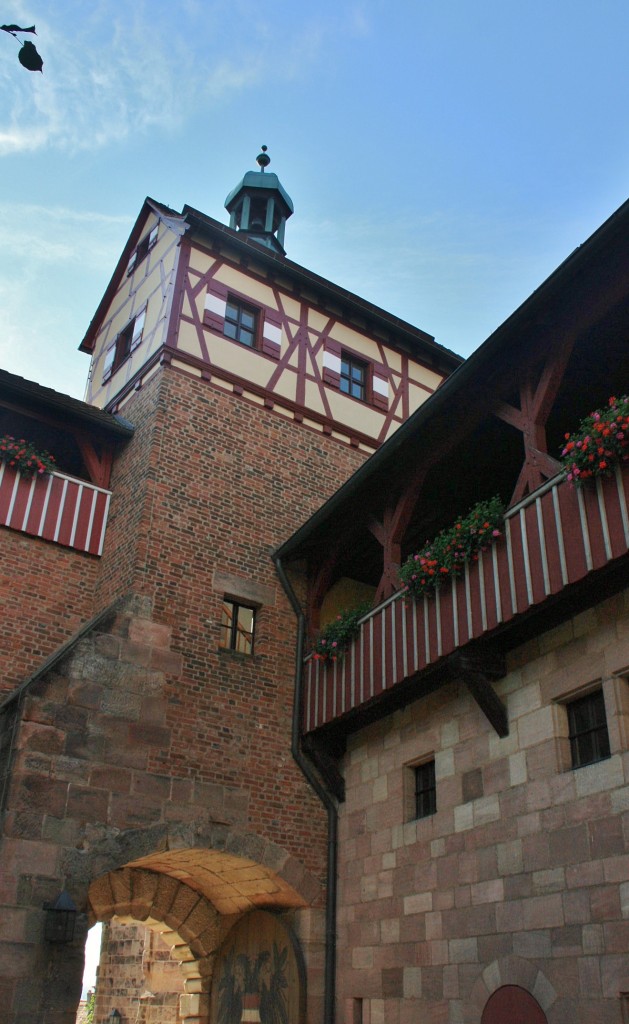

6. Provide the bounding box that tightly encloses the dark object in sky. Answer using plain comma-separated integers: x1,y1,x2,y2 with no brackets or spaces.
1,24,37,34
1,23,43,72
18,40,43,72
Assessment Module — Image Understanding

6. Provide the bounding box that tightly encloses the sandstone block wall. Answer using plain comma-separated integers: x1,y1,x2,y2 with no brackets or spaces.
337,589,629,1024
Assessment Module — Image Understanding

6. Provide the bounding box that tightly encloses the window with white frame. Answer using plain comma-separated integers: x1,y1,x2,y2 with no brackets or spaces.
126,225,158,275
102,308,146,382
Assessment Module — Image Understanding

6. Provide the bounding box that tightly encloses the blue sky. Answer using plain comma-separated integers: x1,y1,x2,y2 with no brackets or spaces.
2,0,629,401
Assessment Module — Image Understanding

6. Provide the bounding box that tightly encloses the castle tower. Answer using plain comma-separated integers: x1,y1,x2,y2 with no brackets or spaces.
0,161,459,1024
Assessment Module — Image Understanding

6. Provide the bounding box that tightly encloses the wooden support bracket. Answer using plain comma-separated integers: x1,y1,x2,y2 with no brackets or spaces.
302,734,345,802
449,650,509,737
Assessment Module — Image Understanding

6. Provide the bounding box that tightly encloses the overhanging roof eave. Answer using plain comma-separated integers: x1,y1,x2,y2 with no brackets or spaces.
274,192,629,563
0,368,134,440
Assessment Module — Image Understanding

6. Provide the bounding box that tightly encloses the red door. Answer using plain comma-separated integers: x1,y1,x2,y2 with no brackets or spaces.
481,985,548,1024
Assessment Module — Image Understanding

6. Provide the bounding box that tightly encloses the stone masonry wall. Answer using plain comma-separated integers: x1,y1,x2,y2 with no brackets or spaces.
337,589,629,1024
1,363,368,1024
0,603,322,1023
93,920,183,1024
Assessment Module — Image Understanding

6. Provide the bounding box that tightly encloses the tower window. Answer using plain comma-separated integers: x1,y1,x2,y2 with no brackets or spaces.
568,690,610,768
126,225,158,275
340,353,368,402
102,308,146,382
413,760,436,819
223,298,259,349
220,600,256,655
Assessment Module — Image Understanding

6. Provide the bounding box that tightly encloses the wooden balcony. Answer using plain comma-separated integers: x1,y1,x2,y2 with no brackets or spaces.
0,462,111,556
302,464,629,734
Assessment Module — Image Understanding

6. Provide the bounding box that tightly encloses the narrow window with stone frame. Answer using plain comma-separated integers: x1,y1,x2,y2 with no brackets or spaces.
567,689,611,769
220,600,256,655
413,759,436,819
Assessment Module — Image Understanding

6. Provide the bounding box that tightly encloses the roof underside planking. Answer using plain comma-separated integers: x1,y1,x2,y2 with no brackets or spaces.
275,194,629,592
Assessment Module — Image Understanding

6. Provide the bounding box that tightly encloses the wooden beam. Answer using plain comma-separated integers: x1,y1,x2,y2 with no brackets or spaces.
450,651,509,737
302,734,345,802
371,467,428,603
74,435,113,488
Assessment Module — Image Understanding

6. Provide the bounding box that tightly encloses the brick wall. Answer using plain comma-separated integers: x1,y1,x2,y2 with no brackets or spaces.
95,368,366,871
0,362,367,1023
0,531,98,695
337,589,629,1024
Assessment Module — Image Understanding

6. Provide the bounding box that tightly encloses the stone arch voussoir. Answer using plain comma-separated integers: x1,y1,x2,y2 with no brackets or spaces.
88,867,221,963
83,821,322,911
467,955,558,1024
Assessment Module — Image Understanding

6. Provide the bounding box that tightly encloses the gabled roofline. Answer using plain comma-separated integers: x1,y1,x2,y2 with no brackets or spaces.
183,204,461,370
79,195,462,373
274,193,629,562
0,368,134,439
79,198,185,354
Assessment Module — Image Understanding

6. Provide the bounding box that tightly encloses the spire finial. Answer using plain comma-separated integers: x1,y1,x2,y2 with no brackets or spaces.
256,145,270,172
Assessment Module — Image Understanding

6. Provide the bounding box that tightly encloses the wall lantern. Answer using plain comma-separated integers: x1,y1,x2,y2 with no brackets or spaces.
43,890,77,943
108,1011,122,1024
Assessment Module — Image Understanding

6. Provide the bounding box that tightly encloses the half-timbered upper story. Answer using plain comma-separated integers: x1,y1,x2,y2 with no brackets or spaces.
274,195,629,760
80,157,460,450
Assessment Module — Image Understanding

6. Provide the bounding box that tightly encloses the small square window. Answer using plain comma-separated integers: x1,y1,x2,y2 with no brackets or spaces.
568,690,611,768
340,353,368,402
224,298,259,349
220,600,255,655
414,760,436,819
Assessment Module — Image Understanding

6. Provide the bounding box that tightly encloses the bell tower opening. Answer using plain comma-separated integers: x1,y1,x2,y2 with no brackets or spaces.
224,147,294,254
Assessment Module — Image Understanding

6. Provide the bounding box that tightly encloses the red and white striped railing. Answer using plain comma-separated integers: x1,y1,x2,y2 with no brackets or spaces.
0,462,111,556
302,465,629,733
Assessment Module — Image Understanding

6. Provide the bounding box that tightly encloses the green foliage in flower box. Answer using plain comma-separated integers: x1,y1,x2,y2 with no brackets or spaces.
311,602,372,662
399,496,505,600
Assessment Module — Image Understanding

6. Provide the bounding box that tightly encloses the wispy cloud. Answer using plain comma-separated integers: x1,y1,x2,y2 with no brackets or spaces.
0,1,345,156
0,200,133,396
0,202,131,266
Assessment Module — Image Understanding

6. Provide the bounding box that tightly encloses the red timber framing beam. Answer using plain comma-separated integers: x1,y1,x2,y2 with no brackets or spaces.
493,331,574,505
74,435,114,488
306,537,346,633
368,466,428,604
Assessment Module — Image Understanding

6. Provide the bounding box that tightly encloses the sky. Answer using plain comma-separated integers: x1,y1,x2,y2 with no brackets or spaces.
2,0,629,403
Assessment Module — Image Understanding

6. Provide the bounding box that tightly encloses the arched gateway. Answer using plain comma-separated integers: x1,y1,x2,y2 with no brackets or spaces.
87,845,312,1023
481,986,548,1024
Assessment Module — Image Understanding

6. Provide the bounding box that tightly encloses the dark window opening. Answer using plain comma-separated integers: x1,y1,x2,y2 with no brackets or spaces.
568,690,611,769
224,298,259,349
248,198,268,231
340,353,368,402
103,309,146,381
127,225,158,275
220,600,255,655
414,760,436,819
